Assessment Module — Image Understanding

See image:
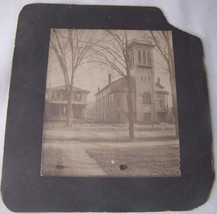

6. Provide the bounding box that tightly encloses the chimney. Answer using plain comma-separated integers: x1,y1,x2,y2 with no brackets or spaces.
108,74,112,84
157,77,160,84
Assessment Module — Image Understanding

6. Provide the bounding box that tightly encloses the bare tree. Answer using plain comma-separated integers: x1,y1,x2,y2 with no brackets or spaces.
93,30,135,142
147,31,178,137
50,29,95,127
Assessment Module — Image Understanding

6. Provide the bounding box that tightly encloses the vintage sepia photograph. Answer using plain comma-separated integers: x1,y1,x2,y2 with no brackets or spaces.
41,29,181,177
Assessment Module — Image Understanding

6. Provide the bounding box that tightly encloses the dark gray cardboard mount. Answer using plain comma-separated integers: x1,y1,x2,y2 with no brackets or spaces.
1,4,214,212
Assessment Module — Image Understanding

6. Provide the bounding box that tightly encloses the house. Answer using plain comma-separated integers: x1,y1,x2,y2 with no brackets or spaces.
44,86,90,122
95,41,169,124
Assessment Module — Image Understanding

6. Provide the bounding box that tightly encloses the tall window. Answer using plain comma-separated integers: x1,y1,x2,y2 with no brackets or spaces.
62,106,67,114
148,77,150,82
138,49,142,64
143,50,146,65
143,92,151,104
138,49,151,66
107,95,110,108
160,100,163,108
99,98,101,110
117,99,120,107
102,96,105,109
61,92,67,101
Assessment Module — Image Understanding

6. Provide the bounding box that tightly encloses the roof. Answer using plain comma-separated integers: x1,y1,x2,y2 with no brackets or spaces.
47,85,90,93
95,77,169,95
95,76,136,95
46,100,87,105
128,40,155,50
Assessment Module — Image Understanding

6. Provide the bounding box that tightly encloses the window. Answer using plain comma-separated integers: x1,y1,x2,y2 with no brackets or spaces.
143,92,151,104
160,100,163,108
98,98,101,110
110,99,113,109
143,50,146,64
138,49,142,64
54,105,60,114
52,92,60,100
141,76,143,82
102,96,105,109
96,99,99,110
62,106,67,114
107,95,110,108
137,49,151,66
117,99,120,107
61,92,67,101
148,77,150,82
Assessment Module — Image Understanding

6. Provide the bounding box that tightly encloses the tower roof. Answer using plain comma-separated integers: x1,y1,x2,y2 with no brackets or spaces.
128,40,155,50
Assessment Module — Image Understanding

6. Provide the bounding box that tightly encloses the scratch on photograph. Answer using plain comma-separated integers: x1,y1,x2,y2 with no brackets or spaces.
41,29,181,177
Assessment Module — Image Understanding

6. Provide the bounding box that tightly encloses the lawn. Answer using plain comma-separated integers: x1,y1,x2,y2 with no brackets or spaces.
86,143,181,177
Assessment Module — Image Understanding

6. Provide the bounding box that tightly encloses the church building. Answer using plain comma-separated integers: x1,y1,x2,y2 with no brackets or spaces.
95,41,169,124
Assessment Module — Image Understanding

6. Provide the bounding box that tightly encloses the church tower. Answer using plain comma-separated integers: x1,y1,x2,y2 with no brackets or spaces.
128,41,156,123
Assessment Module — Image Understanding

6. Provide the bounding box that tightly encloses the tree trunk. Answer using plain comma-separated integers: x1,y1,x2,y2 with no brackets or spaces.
66,71,75,128
149,31,179,138
66,89,73,127
170,76,179,138
172,105,179,138
126,76,135,142
166,32,179,138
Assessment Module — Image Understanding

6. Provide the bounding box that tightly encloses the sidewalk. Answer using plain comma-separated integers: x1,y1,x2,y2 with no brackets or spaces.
41,142,107,176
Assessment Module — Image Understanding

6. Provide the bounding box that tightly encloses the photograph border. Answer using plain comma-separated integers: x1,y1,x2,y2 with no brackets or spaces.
1,4,214,212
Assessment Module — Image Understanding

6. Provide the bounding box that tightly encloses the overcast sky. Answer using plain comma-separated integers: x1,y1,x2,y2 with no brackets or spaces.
46,29,174,106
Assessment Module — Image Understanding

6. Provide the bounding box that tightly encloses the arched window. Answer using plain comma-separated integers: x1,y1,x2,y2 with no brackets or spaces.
143,50,146,64
143,92,151,104
138,49,142,64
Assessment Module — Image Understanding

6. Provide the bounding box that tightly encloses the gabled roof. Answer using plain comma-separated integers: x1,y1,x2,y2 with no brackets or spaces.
95,76,136,95
47,85,90,93
95,77,169,96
